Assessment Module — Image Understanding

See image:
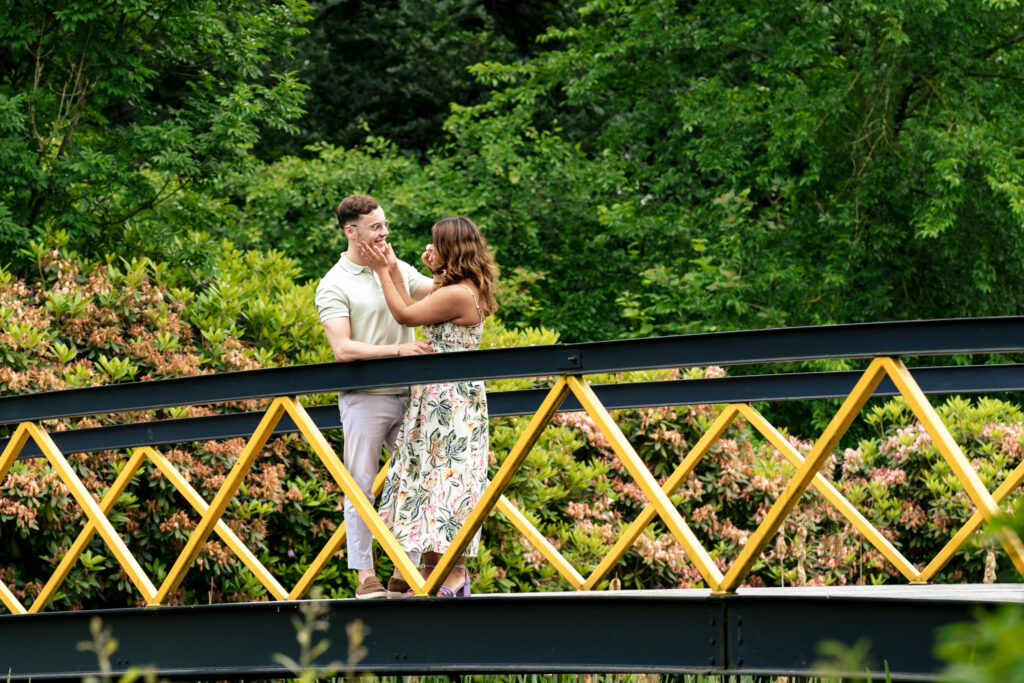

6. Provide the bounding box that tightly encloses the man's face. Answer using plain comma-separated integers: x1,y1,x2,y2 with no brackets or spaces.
347,207,390,247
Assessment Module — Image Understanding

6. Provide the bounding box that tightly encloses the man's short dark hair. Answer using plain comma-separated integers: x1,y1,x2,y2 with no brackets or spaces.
337,194,380,228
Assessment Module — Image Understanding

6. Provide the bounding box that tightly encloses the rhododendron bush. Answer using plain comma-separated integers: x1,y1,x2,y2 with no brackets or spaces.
1,248,1022,610
490,384,1024,591
0,248,339,607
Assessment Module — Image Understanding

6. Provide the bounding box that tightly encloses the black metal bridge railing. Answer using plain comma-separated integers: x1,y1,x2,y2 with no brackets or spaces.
2,317,1024,680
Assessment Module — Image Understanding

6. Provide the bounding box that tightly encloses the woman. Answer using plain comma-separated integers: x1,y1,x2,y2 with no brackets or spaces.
357,216,497,597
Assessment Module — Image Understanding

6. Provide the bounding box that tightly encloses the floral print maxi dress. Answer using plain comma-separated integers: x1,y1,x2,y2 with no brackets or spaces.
378,315,489,556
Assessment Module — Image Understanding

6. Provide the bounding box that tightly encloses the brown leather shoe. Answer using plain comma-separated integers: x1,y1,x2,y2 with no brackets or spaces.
355,574,387,600
386,575,410,598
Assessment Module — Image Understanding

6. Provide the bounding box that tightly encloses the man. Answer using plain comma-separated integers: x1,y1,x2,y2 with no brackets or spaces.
315,194,435,599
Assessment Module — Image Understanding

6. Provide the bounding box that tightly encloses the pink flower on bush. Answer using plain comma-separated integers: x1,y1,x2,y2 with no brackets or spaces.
899,502,927,529
870,466,907,486
718,520,749,545
612,480,648,504
691,504,716,523
704,366,727,379
523,549,545,571
566,502,588,520
841,447,863,476
553,411,611,449
880,424,931,461
981,422,1024,458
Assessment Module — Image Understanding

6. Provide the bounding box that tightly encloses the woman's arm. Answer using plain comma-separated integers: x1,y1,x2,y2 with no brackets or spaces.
384,264,416,308
381,281,472,326
360,241,477,326
321,317,433,360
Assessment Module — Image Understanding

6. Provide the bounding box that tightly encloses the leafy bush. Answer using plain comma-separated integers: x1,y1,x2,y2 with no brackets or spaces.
2,248,1022,611
0,247,583,606
0,251,247,606
532,388,1024,590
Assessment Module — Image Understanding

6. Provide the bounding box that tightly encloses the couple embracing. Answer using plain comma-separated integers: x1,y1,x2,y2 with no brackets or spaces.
315,194,497,599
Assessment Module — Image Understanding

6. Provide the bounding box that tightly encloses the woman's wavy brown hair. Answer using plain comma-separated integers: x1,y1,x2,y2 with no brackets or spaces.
431,216,497,317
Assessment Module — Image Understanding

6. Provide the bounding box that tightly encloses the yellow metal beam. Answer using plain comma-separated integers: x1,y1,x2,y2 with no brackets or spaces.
568,376,723,591
20,422,158,603
582,404,740,591
145,447,289,601
155,398,288,604
734,404,920,582
0,424,30,480
289,458,392,600
496,495,584,590
277,397,424,596
719,358,890,592
30,447,150,612
919,458,1024,582
423,378,571,596
0,423,42,614
882,357,1024,577
0,580,24,615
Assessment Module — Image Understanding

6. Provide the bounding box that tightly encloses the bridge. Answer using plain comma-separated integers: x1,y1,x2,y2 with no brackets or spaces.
2,317,1024,680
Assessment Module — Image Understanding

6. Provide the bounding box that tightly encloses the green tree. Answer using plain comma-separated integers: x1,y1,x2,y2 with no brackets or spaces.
0,0,311,263
257,0,580,158
446,0,1024,338
210,0,1024,341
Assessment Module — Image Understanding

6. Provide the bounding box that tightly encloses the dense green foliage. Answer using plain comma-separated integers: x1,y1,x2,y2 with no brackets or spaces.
258,0,577,157
6,1,1024,340
221,0,1024,341
0,0,309,263
455,0,1024,338
939,602,1024,682
3,0,1024,649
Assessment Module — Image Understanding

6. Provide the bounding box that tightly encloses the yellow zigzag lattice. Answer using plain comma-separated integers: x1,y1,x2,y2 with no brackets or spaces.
2,358,1023,613
152,396,421,602
487,357,1024,593
0,422,157,613
0,397,429,612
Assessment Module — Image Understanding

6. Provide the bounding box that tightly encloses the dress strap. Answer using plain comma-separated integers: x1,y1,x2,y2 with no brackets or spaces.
457,283,483,324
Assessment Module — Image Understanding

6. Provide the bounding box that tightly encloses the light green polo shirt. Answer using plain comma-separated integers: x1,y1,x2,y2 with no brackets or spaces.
315,253,434,394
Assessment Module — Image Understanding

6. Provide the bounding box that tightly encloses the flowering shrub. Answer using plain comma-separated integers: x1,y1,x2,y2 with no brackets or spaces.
0,246,343,608
0,247,579,607
519,379,1024,590
2,247,1022,610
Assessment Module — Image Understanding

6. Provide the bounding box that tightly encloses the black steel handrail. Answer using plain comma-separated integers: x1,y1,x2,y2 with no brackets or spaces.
1,317,1023,426
5,363,1024,458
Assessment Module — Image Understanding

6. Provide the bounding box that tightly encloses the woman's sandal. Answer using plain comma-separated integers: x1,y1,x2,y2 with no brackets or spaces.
405,564,470,597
